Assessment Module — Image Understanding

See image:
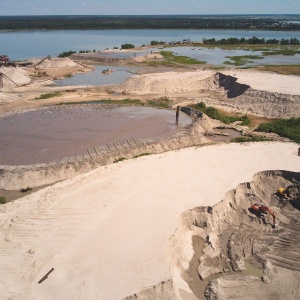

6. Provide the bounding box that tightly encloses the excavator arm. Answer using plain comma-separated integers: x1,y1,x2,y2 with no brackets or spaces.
251,204,277,228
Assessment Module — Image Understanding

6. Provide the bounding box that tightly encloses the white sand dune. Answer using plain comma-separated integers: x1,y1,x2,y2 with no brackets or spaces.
222,69,300,95
0,142,299,299
116,69,300,96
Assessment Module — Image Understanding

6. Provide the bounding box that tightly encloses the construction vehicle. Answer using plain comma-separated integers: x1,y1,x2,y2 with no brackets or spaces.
251,203,277,228
0,55,15,67
277,187,289,199
277,184,300,200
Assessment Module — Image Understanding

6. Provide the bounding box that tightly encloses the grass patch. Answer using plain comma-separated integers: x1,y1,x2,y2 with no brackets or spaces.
230,136,273,143
64,73,73,78
35,92,62,100
191,102,251,126
133,153,152,158
0,196,6,204
19,187,33,193
113,157,127,163
198,44,300,51
224,55,264,66
207,66,227,71
262,49,300,56
253,65,300,75
160,51,206,65
147,97,170,108
255,117,300,143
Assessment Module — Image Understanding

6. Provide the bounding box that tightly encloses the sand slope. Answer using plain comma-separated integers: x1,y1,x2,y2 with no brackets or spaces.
0,142,299,299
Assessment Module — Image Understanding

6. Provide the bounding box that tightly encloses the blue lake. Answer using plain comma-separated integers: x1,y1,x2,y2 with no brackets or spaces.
1,29,300,61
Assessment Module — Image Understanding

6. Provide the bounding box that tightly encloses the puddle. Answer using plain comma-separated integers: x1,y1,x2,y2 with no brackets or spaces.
207,128,243,142
244,262,264,278
55,65,140,86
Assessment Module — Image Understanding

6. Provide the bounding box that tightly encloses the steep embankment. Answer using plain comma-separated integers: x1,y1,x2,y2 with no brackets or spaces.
166,170,300,300
207,72,300,119
0,106,215,190
115,70,300,118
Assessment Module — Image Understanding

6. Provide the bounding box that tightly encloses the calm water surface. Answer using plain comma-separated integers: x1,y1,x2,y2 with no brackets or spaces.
55,65,140,86
2,29,300,61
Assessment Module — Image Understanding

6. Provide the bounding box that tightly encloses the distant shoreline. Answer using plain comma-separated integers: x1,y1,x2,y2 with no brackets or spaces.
1,15,300,31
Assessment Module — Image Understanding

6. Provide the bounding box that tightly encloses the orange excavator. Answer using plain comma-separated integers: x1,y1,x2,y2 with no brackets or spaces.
251,203,277,228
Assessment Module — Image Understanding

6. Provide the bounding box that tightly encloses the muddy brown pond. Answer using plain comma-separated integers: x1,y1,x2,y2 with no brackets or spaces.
0,105,192,166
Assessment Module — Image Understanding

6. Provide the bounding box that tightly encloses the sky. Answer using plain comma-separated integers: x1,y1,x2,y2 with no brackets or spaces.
1,0,300,16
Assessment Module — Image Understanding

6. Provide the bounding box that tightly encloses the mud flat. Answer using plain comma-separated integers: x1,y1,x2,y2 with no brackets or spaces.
0,105,192,165
0,143,299,300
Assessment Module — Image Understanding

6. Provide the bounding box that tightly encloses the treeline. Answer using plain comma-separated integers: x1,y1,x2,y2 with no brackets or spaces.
203,36,300,45
1,15,300,31
57,49,97,57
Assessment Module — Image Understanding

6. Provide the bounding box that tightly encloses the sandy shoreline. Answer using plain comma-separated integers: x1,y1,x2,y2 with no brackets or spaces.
0,142,299,299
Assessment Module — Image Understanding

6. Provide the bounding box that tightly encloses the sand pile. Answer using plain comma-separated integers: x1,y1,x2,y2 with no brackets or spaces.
167,169,300,299
115,70,215,95
0,142,299,299
37,57,78,68
115,70,300,118
0,67,31,91
115,69,300,96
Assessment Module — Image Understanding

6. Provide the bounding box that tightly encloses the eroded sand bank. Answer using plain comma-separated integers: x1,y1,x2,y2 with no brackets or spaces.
0,142,299,299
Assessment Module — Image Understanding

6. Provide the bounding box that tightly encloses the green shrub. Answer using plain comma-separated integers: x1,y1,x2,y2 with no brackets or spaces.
57,50,76,58
35,92,62,100
147,100,169,108
192,102,251,126
20,187,33,193
0,196,6,204
121,43,135,49
133,153,152,158
255,117,300,143
113,157,127,163
230,136,273,143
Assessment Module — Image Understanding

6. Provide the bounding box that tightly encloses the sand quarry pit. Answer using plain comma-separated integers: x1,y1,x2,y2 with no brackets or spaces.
168,168,300,300
0,105,191,166
0,142,299,299
1,58,300,299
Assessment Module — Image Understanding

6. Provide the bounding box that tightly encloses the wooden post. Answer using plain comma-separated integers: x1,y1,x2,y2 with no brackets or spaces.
38,268,54,284
176,106,180,125
298,147,300,156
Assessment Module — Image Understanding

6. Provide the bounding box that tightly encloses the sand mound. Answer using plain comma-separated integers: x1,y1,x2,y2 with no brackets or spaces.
115,70,300,118
115,70,215,95
167,170,300,299
37,57,78,68
1,67,31,86
115,69,300,96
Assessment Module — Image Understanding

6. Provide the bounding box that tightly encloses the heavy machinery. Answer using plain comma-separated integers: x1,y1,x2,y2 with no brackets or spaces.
251,203,277,228
0,54,11,67
277,184,300,199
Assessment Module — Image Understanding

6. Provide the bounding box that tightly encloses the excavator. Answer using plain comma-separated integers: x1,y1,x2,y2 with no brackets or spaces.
251,203,277,228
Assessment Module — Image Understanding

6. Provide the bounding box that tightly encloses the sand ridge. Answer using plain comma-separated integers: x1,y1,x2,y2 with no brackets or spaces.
0,142,299,299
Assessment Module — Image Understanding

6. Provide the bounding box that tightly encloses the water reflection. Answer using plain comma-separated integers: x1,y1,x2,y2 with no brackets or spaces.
168,46,300,66
55,65,139,86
